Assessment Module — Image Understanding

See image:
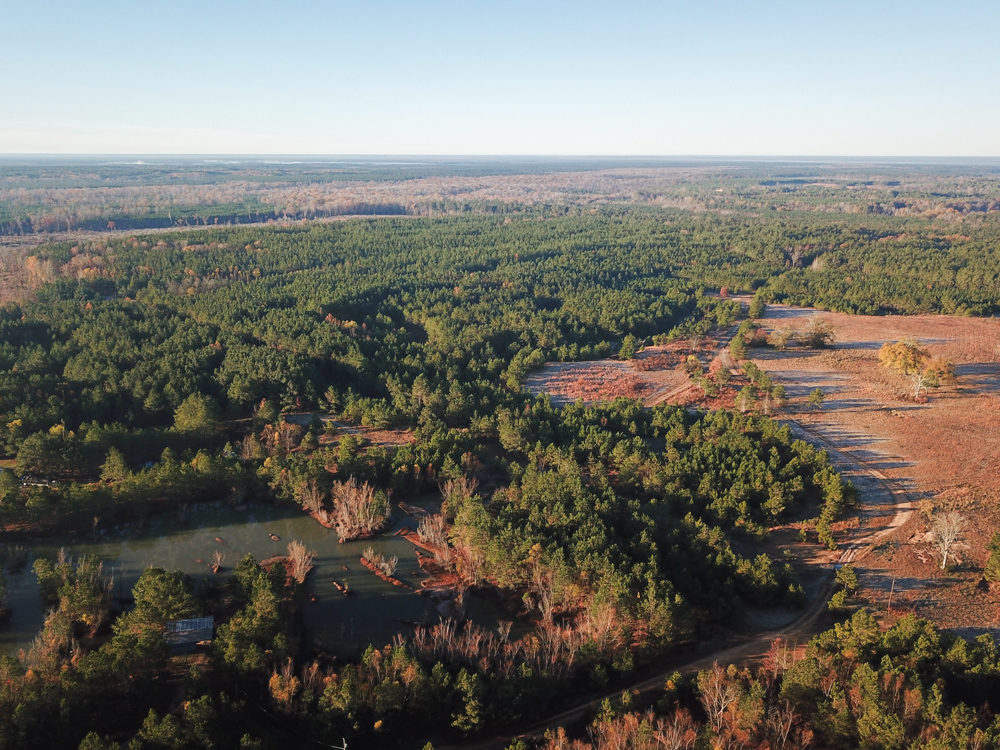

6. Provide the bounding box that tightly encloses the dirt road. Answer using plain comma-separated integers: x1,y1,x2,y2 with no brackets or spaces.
750,303,1000,629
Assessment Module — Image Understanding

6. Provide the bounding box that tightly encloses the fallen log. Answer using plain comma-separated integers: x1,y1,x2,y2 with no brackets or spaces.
397,502,429,521
332,579,353,596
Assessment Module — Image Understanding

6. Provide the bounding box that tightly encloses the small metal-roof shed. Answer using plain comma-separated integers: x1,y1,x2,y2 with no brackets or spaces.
164,616,214,653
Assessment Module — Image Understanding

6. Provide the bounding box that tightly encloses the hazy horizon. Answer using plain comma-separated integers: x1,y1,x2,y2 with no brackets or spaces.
4,155,1000,165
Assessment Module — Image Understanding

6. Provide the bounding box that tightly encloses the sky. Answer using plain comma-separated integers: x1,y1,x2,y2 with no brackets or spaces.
2,0,998,156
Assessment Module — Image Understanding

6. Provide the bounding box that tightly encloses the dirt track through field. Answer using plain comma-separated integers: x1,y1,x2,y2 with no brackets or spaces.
752,304,1000,631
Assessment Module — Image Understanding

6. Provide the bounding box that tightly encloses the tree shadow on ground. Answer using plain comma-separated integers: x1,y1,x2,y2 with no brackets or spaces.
859,573,954,591
956,362,1000,394
750,348,820,361
764,307,824,321
949,626,1000,639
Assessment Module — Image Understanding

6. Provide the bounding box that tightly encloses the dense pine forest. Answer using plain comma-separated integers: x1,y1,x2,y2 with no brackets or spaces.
0,162,999,748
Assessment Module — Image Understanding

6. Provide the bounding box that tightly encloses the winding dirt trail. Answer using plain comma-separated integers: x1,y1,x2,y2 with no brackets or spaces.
750,303,1000,629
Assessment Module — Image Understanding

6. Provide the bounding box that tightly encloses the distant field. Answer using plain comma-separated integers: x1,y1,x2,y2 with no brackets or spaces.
522,324,740,407
523,349,684,406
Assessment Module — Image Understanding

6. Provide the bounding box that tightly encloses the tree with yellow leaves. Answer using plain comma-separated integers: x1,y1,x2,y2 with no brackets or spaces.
879,338,955,399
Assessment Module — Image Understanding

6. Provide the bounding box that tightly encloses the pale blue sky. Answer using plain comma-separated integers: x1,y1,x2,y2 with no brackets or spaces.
2,1,997,155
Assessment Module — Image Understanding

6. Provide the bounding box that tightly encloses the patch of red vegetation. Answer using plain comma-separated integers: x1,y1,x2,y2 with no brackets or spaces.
524,359,667,404
632,353,679,371
571,372,654,400
695,383,743,410
321,424,415,448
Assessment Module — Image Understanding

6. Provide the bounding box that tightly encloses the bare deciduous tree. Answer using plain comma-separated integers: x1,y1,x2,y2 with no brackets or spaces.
362,546,398,576
381,555,398,577
268,658,301,712
697,662,744,734
240,434,264,461
766,702,801,750
530,566,557,623
573,708,699,750
295,479,326,516
786,245,807,267
440,475,479,514
931,511,967,570
450,540,486,587
277,422,302,452
417,511,448,548
24,610,77,673
330,477,390,540
803,317,835,348
655,709,700,750
287,539,315,583
25,256,57,288
769,325,797,350
417,512,451,565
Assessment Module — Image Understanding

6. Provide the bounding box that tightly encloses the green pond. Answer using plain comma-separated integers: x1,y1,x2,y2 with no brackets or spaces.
0,500,511,656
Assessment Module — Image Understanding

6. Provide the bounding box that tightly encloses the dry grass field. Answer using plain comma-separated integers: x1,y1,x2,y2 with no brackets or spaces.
752,305,1000,634
522,353,684,406
523,327,738,407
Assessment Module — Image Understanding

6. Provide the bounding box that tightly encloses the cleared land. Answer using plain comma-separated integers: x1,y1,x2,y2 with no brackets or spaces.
284,414,415,448
523,353,682,406
523,302,1000,635
523,327,736,406
752,305,1000,634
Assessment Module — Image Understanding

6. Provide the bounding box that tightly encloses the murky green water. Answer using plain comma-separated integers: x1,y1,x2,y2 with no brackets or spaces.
0,501,450,656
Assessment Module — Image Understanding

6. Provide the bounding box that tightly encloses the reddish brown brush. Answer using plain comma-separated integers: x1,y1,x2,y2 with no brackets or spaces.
632,353,677,371
558,374,654,401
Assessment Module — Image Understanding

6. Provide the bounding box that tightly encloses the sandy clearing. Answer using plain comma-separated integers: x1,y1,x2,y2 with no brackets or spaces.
752,304,1000,632
522,321,742,407
522,354,688,406
283,413,415,448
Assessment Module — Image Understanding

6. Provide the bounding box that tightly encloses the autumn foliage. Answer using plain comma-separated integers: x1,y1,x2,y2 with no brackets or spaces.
879,338,956,399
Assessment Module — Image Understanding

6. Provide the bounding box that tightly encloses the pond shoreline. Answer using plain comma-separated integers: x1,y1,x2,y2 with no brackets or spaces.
0,499,446,657
0,495,291,544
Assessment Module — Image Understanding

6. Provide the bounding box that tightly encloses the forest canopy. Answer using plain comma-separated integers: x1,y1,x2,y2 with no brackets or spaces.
1,161,999,749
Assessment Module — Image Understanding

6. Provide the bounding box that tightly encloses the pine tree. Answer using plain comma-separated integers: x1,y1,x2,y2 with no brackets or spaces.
100,448,131,483
808,388,825,409
983,532,1000,583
